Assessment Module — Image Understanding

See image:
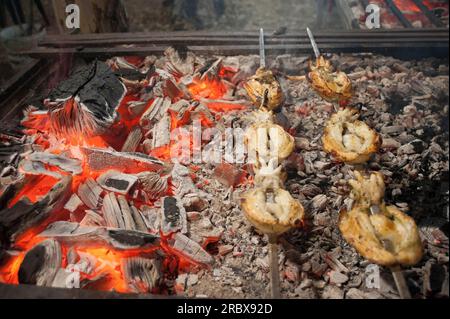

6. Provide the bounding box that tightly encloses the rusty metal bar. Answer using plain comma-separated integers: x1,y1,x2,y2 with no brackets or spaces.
384,0,414,28
411,0,445,27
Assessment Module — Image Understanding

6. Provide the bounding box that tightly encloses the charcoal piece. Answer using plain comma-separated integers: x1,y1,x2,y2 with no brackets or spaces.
121,126,143,152
114,68,147,82
45,61,126,137
0,176,72,243
78,178,103,210
121,257,162,293
39,221,160,250
27,152,82,175
102,192,125,229
97,170,138,195
82,147,165,173
80,210,106,227
18,239,62,287
161,196,187,235
172,233,214,265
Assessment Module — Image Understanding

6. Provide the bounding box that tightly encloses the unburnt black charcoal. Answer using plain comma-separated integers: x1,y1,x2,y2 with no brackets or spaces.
45,61,126,137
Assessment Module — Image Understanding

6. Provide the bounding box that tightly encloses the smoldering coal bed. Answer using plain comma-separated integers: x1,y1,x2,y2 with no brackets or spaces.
0,48,448,299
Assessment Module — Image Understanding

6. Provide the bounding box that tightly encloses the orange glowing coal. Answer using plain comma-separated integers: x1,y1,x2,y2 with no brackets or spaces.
188,76,227,100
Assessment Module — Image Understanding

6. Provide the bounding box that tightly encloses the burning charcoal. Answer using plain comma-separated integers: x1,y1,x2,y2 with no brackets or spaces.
141,206,161,233
161,197,187,235
164,47,195,78
182,194,207,212
0,176,72,242
18,239,62,287
121,126,143,153
40,221,160,250
152,114,172,148
64,194,83,213
44,61,126,137
130,205,148,233
78,178,103,210
82,147,165,173
128,101,148,117
137,172,168,200
171,163,203,198
140,97,171,128
97,170,138,195
121,257,162,293
80,210,106,227
19,159,62,179
117,195,137,231
26,152,82,175
213,163,246,188
172,233,214,265
102,192,125,229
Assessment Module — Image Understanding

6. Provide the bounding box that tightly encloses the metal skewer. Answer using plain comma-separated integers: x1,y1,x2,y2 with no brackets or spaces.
259,28,266,69
268,234,281,299
307,27,321,59
390,266,412,299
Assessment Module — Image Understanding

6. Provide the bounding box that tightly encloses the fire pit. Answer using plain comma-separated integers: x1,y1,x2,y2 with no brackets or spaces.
0,2,448,300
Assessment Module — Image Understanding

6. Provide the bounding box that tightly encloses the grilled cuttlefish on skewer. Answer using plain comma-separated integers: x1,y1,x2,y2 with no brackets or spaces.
322,107,381,164
244,109,295,167
244,68,284,111
339,171,423,267
308,56,352,103
241,158,304,236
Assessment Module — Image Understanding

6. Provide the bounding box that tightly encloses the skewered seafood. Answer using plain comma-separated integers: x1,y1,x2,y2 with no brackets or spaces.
339,171,423,267
322,107,381,164
244,68,284,111
245,110,295,166
308,56,353,103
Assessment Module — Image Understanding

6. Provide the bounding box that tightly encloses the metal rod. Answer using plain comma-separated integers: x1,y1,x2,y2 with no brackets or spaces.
259,28,266,69
384,0,413,28
268,234,281,299
307,27,321,58
390,265,412,299
411,0,444,28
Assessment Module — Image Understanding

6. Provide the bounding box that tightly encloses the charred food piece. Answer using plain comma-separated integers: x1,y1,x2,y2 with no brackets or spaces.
322,107,381,164
339,171,423,267
244,68,284,111
308,56,352,103
45,61,126,138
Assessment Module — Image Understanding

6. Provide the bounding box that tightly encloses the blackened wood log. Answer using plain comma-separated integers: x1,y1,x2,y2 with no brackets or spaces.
39,221,160,250
0,176,72,245
18,239,62,287
45,61,126,137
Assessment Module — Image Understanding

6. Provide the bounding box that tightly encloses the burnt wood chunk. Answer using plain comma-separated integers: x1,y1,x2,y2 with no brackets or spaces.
26,152,82,175
45,61,126,137
78,178,103,209
0,176,72,243
121,257,162,293
172,233,214,265
102,192,125,229
39,221,160,250
130,205,148,233
121,126,143,153
161,197,187,235
64,194,83,213
97,170,138,195
80,210,106,227
117,195,137,231
82,147,165,173
18,239,62,287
